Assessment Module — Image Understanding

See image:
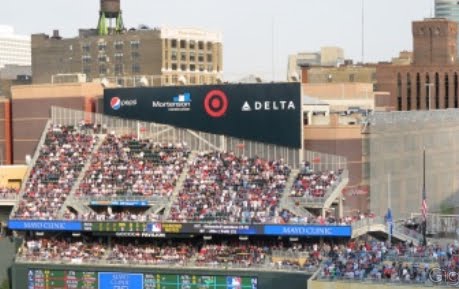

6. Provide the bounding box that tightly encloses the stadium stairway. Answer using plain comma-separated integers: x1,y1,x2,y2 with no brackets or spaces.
290,170,349,217
280,169,316,218
351,217,422,245
162,151,198,219
9,120,52,219
58,134,107,218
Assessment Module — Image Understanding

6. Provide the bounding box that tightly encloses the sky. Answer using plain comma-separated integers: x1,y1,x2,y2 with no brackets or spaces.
1,0,434,81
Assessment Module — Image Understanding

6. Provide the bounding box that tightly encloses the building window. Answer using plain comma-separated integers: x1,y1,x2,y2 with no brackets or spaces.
83,66,91,75
190,52,195,62
98,55,107,63
180,64,187,71
349,74,355,82
397,73,402,111
189,40,196,49
435,72,440,109
180,52,187,62
198,41,204,50
207,54,213,62
114,53,123,62
207,64,213,72
198,52,204,62
190,64,196,71
171,39,177,48
180,40,187,49
131,51,140,60
407,73,411,111
199,64,205,72
114,41,124,50
99,65,107,75
171,51,177,61
190,75,196,84
171,63,178,70
82,44,91,53
207,42,212,50
455,73,458,108
98,42,106,51
131,40,140,49
82,55,91,64
115,64,123,75
132,63,140,74
416,73,421,110
445,73,449,109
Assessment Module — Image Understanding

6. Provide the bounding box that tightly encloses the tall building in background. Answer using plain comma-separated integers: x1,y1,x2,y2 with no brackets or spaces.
435,0,459,53
32,0,223,86
376,18,459,111
0,25,31,70
287,47,344,81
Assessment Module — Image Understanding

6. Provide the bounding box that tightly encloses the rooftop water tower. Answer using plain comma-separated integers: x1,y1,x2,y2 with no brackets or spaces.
97,0,124,35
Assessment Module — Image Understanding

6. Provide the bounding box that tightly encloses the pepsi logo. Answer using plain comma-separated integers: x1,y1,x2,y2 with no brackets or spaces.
110,97,137,110
110,97,121,110
204,90,228,118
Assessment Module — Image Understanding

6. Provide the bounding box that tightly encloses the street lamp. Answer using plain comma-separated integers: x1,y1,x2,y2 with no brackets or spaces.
425,83,434,110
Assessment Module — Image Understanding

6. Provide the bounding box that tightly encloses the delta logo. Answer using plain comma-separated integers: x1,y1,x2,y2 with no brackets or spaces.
110,97,137,110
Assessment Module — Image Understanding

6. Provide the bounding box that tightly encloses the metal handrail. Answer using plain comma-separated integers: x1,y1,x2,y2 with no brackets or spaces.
14,256,316,273
290,171,348,205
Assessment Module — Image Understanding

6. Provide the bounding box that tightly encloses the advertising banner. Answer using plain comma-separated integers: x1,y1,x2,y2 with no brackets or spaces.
263,225,352,237
8,220,82,231
104,83,302,148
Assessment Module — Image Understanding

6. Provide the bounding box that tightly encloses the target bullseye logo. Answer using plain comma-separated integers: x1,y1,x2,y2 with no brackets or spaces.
204,90,228,118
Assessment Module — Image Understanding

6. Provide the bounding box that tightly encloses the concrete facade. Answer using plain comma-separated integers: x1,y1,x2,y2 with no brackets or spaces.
10,83,103,164
32,27,223,86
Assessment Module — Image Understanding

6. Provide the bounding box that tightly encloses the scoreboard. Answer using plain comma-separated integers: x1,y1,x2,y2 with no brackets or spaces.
27,269,258,289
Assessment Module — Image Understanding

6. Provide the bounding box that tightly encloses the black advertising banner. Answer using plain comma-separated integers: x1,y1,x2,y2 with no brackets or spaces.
104,83,302,148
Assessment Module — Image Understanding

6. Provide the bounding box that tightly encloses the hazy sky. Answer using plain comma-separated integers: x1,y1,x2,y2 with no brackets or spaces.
1,0,434,81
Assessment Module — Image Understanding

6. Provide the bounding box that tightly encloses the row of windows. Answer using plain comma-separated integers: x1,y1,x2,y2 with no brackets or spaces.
167,40,213,50
167,63,216,72
397,72,459,111
82,40,140,53
168,51,213,62
83,63,141,75
81,51,140,63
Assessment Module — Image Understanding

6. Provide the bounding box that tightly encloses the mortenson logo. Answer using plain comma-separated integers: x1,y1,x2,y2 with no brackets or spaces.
241,100,296,112
110,97,137,110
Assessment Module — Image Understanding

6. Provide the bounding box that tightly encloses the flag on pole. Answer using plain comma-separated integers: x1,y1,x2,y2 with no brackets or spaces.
386,208,393,238
421,196,428,221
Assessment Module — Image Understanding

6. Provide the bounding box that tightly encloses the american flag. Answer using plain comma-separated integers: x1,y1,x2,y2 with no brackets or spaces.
421,196,428,221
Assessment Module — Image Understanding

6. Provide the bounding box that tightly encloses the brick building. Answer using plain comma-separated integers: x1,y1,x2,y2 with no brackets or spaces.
376,18,459,111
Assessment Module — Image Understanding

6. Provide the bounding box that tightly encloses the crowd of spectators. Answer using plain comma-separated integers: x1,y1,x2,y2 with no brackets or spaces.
18,236,336,272
75,134,190,199
290,162,342,198
320,239,459,284
18,237,106,263
196,241,266,267
169,152,291,223
0,187,19,199
108,240,195,265
14,125,96,220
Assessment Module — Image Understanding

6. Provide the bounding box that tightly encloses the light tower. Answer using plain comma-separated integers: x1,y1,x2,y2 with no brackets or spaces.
97,0,124,36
